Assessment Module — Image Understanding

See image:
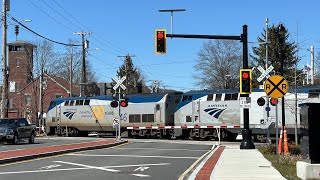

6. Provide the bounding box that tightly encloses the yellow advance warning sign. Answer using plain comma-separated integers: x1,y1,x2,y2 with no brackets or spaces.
264,75,289,99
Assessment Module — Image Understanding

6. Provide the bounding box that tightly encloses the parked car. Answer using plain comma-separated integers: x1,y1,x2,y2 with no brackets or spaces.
0,118,36,144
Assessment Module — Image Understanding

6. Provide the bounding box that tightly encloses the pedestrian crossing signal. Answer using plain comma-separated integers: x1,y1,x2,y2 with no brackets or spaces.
155,29,166,54
240,69,252,94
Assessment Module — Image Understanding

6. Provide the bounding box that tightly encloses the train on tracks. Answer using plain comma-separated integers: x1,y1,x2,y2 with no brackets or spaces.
45,86,320,141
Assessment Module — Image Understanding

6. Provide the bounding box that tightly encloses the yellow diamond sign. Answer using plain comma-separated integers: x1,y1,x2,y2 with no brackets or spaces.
264,75,289,98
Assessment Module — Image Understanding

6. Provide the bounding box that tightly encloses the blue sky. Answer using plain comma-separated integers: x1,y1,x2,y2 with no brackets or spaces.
5,0,320,92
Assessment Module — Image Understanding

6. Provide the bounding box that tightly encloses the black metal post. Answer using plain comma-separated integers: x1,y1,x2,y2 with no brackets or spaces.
279,24,286,128
165,26,254,149
240,25,255,149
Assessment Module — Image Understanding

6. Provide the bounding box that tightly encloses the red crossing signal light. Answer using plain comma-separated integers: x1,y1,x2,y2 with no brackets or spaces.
120,98,128,107
270,98,278,106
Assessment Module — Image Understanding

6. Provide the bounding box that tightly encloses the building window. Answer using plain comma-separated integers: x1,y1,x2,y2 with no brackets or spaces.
15,82,20,92
9,81,15,92
55,94,62,98
25,95,32,106
16,58,20,67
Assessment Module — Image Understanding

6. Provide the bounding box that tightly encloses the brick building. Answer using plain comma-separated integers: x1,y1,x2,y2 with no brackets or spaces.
1,40,100,123
7,40,35,118
17,73,81,123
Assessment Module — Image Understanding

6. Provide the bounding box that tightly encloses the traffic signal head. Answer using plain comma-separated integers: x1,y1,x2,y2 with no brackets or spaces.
15,25,19,36
257,97,265,106
240,69,252,94
155,29,166,54
270,98,278,106
120,98,128,107
110,100,118,108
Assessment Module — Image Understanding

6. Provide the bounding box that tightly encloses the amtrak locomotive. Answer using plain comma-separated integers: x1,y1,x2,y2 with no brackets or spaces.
46,87,320,140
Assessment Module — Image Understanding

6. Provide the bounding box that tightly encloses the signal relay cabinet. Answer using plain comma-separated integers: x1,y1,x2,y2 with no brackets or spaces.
299,103,320,164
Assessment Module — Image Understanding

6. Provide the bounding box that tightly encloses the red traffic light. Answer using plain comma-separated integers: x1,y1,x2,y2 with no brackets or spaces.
242,72,249,79
240,69,252,94
270,98,278,106
157,33,164,39
155,29,166,54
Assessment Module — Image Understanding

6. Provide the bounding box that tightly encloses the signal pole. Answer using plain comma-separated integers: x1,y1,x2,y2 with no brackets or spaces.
265,18,271,144
1,0,8,118
73,31,91,96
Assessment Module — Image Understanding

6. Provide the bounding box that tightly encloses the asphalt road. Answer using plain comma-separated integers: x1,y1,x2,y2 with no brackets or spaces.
0,136,105,152
0,140,213,180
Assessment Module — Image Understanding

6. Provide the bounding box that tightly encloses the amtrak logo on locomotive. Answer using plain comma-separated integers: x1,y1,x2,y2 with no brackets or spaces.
204,108,226,119
63,111,76,119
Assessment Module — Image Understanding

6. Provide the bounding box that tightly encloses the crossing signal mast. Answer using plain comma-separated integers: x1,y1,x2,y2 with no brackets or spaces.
155,29,166,54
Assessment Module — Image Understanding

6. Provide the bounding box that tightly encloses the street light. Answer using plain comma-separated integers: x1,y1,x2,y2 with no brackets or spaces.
158,9,186,35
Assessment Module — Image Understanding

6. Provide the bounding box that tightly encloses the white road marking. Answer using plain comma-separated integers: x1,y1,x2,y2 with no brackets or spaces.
103,163,170,168
116,147,208,152
67,153,198,159
54,161,120,172
131,174,150,177
39,164,61,170
134,166,149,172
0,163,171,176
0,167,88,175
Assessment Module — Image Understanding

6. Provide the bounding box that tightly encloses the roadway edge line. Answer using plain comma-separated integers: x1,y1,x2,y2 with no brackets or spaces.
178,145,217,180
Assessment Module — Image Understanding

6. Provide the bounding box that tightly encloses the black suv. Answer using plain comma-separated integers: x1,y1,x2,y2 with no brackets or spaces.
0,118,36,144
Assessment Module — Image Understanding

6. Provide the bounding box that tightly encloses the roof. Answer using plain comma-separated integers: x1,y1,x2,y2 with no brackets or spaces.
7,40,36,47
19,73,80,96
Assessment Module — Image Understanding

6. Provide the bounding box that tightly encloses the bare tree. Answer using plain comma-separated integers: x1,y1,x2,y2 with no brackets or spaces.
194,40,242,89
55,39,82,83
33,40,59,77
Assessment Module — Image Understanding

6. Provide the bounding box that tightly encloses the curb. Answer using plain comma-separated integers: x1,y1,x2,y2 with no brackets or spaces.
0,140,128,165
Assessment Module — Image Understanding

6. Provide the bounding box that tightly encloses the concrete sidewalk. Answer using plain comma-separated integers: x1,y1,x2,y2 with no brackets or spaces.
0,139,127,164
191,145,286,180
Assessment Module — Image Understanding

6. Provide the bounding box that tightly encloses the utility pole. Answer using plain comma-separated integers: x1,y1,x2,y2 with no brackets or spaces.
1,0,8,118
118,54,135,94
69,53,72,97
39,71,43,133
73,31,91,96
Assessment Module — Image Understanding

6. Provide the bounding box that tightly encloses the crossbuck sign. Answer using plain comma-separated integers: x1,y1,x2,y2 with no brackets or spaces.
257,65,274,82
112,76,126,91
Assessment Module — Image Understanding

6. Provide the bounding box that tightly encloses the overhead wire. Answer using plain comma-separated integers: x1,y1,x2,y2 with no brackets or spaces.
51,0,129,55
25,0,195,91
8,14,81,46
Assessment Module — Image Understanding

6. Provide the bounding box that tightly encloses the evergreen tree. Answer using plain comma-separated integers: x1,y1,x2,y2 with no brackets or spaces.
251,23,298,85
116,55,143,94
